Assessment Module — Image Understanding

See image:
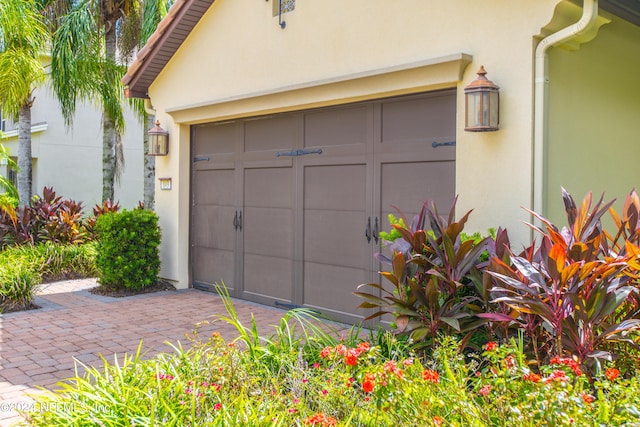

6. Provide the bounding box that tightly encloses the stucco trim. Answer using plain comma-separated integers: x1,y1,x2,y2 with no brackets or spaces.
1,122,48,139
165,53,473,124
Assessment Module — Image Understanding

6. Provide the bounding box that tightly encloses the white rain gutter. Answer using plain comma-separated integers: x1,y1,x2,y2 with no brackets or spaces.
532,0,599,218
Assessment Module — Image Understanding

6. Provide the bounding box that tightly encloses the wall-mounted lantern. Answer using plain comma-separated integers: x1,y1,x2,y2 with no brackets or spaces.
464,66,500,132
148,120,169,156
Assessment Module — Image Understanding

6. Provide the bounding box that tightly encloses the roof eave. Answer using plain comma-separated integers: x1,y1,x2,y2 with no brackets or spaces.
123,0,215,99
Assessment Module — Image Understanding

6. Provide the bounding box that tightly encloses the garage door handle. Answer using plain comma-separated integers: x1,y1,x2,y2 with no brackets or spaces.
233,211,243,231
365,217,372,243
373,217,379,244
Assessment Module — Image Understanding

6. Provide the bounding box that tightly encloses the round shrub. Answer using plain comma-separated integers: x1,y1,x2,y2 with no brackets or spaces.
95,209,161,290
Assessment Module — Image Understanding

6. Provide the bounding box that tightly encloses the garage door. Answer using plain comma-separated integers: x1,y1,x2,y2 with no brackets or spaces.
191,90,456,324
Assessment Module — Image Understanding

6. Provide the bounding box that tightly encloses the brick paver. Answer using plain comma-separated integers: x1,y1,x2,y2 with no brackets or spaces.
0,279,291,426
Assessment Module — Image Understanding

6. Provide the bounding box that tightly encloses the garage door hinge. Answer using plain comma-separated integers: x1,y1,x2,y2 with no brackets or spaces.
275,149,323,157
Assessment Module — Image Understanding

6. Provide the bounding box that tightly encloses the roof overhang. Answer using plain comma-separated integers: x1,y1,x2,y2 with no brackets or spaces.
122,0,215,99
600,0,640,26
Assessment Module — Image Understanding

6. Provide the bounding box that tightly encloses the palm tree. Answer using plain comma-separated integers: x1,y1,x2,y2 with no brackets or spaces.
0,0,48,205
121,0,172,210
0,144,18,202
51,0,171,204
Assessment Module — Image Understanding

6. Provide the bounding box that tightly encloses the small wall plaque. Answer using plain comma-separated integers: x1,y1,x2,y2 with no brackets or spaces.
159,177,172,190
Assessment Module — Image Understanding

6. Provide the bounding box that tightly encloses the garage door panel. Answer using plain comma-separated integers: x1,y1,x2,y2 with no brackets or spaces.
193,247,235,290
243,206,292,258
243,254,293,301
304,106,368,148
304,210,367,268
245,168,293,208
304,164,366,211
380,160,456,216
245,114,298,152
193,122,237,154
194,170,235,206
303,262,367,320
381,92,456,143
192,206,236,249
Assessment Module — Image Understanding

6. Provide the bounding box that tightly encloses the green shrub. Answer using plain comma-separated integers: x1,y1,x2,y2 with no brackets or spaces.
0,262,39,311
0,242,97,311
95,209,161,290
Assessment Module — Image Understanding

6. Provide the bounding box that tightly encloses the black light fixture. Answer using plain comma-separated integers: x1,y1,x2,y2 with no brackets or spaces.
464,66,500,132
148,120,169,156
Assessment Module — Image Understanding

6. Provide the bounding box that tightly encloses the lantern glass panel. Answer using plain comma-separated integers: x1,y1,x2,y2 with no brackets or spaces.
466,92,481,128
489,91,499,129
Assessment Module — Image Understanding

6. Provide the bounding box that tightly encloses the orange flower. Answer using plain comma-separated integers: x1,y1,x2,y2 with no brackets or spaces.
433,415,444,426
422,369,440,384
344,349,358,366
605,367,620,381
304,412,337,426
320,346,333,358
581,393,595,405
362,373,375,393
523,373,541,383
355,341,370,354
485,341,498,351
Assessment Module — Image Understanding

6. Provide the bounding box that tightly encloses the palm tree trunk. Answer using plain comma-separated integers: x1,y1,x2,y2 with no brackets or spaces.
17,102,33,206
144,114,156,210
102,25,117,202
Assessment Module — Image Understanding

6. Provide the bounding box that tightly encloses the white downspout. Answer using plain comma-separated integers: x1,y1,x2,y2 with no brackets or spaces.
532,0,599,218
144,98,156,116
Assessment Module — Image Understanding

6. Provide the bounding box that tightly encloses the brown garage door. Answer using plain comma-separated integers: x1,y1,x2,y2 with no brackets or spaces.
191,90,456,324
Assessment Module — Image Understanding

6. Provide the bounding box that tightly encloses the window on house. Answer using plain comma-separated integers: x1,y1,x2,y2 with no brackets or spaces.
272,0,295,16
7,165,16,187
0,109,5,133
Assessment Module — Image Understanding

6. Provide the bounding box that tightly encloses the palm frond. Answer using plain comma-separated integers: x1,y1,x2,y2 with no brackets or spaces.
0,0,48,117
50,0,102,127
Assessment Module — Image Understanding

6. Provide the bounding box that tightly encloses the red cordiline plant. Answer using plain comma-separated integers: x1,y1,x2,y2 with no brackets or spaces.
0,186,89,247
355,198,490,350
486,189,640,368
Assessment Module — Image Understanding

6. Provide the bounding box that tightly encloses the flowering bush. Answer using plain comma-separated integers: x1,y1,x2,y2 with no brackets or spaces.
26,308,640,426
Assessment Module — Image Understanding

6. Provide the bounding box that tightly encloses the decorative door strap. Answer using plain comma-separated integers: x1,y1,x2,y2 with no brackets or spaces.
432,141,456,148
275,149,323,157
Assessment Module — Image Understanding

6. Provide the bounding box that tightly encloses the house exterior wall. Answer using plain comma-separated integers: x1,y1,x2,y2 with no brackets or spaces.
1,81,144,208
546,14,640,224
147,0,563,288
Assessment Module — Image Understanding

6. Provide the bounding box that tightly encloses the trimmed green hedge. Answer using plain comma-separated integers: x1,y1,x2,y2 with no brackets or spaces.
95,209,161,290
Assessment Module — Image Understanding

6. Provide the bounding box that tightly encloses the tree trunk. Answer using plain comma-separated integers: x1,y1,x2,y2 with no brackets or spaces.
144,114,155,210
17,103,33,206
102,25,117,202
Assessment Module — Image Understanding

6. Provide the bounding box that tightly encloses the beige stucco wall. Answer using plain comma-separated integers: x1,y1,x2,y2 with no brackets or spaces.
148,0,563,288
546,14,640,227
1,81,144,208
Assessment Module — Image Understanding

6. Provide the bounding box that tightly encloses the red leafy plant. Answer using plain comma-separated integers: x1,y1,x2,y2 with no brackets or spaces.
0,187,89,247
356,197,490,350
485,188,640,369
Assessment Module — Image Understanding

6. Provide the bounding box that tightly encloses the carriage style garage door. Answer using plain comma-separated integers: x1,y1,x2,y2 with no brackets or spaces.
191,90,456,324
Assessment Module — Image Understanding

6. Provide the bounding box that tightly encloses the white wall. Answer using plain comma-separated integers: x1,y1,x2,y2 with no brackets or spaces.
2,81,144,209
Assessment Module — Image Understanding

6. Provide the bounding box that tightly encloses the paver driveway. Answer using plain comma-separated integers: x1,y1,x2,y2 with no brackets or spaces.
0,279,290,426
